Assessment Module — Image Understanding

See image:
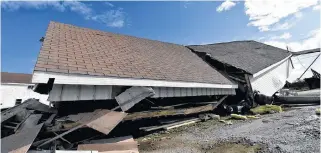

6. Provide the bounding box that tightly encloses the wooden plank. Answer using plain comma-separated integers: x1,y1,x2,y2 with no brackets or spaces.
165,120,198,130
140,118,200,132
125,96,228,121
1,123,43,153
38,109,126,148
77,141,138,152
1,99,36,123
16,114,43,132
84,136,134,144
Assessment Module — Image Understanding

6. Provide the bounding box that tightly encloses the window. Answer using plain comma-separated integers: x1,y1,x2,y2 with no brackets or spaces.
15,99,22,105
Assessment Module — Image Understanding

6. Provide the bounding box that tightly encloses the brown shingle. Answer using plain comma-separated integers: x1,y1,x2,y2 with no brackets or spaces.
1,72,32,84
34,21,233,85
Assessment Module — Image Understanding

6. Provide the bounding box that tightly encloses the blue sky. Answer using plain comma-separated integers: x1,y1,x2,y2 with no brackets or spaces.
1,1,320,81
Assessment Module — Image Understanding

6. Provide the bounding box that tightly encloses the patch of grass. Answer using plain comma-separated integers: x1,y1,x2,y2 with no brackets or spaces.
250,105,282,115
230,114,248,120
316,108,320,115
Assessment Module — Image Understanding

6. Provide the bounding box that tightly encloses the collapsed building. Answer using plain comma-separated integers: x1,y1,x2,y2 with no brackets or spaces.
31,21,238,114
1,21,319,153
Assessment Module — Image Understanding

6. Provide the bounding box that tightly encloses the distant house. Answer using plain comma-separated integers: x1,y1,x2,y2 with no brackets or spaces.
32,22,237,102
188,41,293,96
1,72,49,109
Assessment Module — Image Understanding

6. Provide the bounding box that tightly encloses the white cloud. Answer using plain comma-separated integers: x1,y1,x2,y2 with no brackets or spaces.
104,2,114,7
264,29,320,51
2,1,126,28
91,9,125,28
63,1,93,19
216,0,236,12
1,1,65,11
270,32,292,40
313,4,321,10
245,0,318,31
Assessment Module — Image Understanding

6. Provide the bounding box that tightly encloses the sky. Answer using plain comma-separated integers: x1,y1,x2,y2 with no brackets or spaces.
1,0,320,82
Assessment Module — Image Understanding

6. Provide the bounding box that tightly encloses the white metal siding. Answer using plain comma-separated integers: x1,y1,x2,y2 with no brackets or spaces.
1,84,49,109
48,85,112,102
251,59,293,96
152,87,235,98
48,85,236,102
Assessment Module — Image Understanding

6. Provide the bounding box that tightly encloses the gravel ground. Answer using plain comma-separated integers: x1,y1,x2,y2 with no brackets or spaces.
138,106,320,153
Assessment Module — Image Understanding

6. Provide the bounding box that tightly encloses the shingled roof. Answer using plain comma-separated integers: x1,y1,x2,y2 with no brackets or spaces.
1,72,32,84
187,41,291,75
33,21,234,86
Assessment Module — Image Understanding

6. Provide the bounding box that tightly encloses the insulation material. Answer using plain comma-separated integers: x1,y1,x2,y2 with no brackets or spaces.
115,86,155,111
251,59,293,96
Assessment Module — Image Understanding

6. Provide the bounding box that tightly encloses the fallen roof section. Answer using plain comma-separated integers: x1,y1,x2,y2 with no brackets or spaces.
33,21,236,88
291,48,320,56
187,40,291,75
1,72,32,84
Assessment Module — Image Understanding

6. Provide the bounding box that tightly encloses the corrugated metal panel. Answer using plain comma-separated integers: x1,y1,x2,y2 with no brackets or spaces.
251,59,292,96
48,85,236,102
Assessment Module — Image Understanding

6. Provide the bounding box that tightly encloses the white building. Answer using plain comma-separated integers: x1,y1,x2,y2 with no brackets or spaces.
1,72,49,109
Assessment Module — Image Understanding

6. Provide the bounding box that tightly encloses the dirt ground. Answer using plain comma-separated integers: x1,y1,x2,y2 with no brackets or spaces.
137,105,320,153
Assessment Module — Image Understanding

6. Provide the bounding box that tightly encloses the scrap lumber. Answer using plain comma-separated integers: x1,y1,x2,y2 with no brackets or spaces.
77,141,139,153
1,123,44,153
16,114,43,132
140,118,200,132
1,99,37,123
1,99,55,123
84,136,134,144
115,86,155,111
125,96,228,120
164,120,199,130
37,109,127,148
44,114,57,126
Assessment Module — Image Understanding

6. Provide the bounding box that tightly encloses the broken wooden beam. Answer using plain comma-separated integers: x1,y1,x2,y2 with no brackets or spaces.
37,109,127,148
125,96,227,120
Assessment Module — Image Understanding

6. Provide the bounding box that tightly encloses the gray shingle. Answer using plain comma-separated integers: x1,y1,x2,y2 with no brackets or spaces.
187,41,291,74
34,21,234,85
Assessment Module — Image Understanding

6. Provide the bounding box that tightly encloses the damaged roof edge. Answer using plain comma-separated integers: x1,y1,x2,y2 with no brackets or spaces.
32,71,238,89
252,54,292,78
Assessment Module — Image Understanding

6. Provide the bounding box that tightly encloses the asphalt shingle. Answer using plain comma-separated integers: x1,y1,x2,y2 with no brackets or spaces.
187,41,291,74
34,21,234,85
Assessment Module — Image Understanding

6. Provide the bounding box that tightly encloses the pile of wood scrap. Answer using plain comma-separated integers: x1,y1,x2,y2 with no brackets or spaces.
0,90,229,153
0,98,138,153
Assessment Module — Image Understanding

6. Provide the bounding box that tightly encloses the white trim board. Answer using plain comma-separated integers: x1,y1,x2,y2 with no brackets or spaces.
32,71,238,89
252,55,292,78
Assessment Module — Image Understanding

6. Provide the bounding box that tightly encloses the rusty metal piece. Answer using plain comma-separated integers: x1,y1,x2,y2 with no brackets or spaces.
1,123,44,153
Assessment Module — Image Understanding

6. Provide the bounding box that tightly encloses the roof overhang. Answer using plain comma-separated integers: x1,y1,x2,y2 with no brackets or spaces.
32,71,238,89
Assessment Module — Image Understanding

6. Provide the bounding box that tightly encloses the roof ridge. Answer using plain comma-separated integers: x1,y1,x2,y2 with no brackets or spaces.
49,21,186,47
